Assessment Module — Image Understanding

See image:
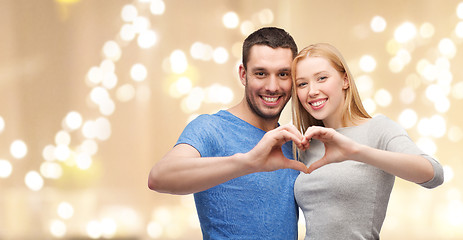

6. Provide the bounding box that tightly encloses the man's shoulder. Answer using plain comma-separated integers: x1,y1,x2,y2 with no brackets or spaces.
186,110,230,127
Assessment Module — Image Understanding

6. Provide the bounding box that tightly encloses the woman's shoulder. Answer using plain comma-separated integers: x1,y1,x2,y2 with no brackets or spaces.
366,114,409,140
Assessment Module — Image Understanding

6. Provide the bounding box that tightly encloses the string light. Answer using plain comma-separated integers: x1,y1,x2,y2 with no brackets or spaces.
2,1,462,239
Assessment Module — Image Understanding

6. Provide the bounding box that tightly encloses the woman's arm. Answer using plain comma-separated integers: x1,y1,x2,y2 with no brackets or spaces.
303,126,436,184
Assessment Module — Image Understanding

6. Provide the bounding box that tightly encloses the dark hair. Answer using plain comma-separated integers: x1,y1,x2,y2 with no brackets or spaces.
242,27,298,70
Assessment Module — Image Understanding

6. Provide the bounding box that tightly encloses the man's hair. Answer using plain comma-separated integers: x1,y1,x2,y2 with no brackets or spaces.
242,27,298,70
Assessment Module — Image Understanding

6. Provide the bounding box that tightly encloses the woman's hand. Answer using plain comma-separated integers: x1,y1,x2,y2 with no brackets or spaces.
303,126,359,173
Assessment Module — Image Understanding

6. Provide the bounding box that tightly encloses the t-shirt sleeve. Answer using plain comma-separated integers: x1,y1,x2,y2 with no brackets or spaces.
373,116,444,189
175,114,220,157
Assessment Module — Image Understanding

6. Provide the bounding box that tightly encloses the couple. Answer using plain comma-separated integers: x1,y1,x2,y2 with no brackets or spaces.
148,27,444,239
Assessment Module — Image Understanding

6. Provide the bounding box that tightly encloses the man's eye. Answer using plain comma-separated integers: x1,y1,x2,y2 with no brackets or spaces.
279,73,289,77
255,72,265,76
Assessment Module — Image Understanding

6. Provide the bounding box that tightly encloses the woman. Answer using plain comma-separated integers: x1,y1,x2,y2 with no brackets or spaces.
291,43,444,239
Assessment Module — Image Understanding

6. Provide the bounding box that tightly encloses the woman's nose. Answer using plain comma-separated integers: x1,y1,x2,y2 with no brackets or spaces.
308,83,319,97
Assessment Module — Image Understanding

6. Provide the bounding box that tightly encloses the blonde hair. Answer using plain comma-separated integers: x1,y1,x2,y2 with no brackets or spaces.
291,43,371,139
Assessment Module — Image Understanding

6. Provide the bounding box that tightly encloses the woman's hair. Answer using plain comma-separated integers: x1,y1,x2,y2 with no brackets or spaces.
291,43,371,134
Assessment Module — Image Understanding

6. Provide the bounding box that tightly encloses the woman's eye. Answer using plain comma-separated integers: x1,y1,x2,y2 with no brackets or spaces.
297,82,307,87
318,76,327,81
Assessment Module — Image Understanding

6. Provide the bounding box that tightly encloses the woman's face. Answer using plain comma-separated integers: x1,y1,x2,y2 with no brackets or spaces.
294,56,348,129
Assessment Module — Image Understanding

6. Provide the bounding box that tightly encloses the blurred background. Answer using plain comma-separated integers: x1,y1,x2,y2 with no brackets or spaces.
0,0,462,239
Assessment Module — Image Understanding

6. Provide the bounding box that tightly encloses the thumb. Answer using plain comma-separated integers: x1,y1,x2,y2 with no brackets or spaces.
286,159,309,173
307,157,328,174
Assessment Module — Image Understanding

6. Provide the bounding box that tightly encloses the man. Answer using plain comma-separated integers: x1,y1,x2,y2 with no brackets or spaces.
148,27,307,239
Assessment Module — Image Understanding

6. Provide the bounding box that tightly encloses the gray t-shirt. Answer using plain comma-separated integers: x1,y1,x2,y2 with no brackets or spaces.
294,114,444,240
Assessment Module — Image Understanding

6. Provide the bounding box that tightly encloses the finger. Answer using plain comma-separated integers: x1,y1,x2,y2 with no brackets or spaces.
286,159,309,173
278,124,304,139
307,157,329,174
301,136,311,150
304,127,333,142
272,129,304,147
303,126,322,139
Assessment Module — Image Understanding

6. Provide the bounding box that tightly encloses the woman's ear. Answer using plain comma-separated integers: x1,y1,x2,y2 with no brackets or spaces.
342,74,349,89
239,64,247,86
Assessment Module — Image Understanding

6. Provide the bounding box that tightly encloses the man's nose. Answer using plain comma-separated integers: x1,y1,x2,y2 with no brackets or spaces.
265,75,278,92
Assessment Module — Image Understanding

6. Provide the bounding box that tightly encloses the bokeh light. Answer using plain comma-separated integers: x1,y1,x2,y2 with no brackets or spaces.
147,221,163,238
137,30,157,49
398,109,417,129
419,22,435,38
10,140,28,159
354,75,374,94
76,153,92,170
64,111,83,131
86,220,102,239
359,55,377,72
170,50,188,74
132,16,151,33
438,38,457,58
374,89,392,107
181,87,205,113
170,77,193,98
448,126,463,142
213,47,229,64
120,24,136,42
371,16,387,32
55,130,71,146
87,67,103,86
54,144,71,161
456,21,463,38
258,9,274,24
223,11,239,29
150,0,165,15
190,42,213,61
130,63,148,82
25,171,44,191
79,139,99,156
121,4,137,22
50,219,67,238
116,84,136,102
416,137,437,155
40,162,63,179
0,159,13,178
399,87,416,104
57,202,74,219
443,165,454,183
362,98,377,114
0,116,4,133
240,20,255,36
102,41,121,61
457,2,463,19
394,22,417,43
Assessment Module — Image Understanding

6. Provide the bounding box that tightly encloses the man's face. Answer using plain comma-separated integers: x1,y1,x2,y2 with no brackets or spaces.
240,45,293,120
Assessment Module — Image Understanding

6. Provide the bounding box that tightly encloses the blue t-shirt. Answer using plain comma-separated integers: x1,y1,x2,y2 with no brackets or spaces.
176,110,299,239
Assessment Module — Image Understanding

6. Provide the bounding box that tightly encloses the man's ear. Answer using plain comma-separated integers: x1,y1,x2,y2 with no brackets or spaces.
239,64,247,86
343,74,349,89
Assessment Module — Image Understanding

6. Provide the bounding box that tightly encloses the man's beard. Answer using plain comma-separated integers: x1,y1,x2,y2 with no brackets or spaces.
244,78,285,120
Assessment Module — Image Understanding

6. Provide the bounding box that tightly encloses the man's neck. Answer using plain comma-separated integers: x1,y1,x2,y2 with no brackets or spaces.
227,100,279,132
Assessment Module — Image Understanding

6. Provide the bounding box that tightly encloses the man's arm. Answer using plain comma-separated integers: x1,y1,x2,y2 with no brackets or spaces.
148,125,308,195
